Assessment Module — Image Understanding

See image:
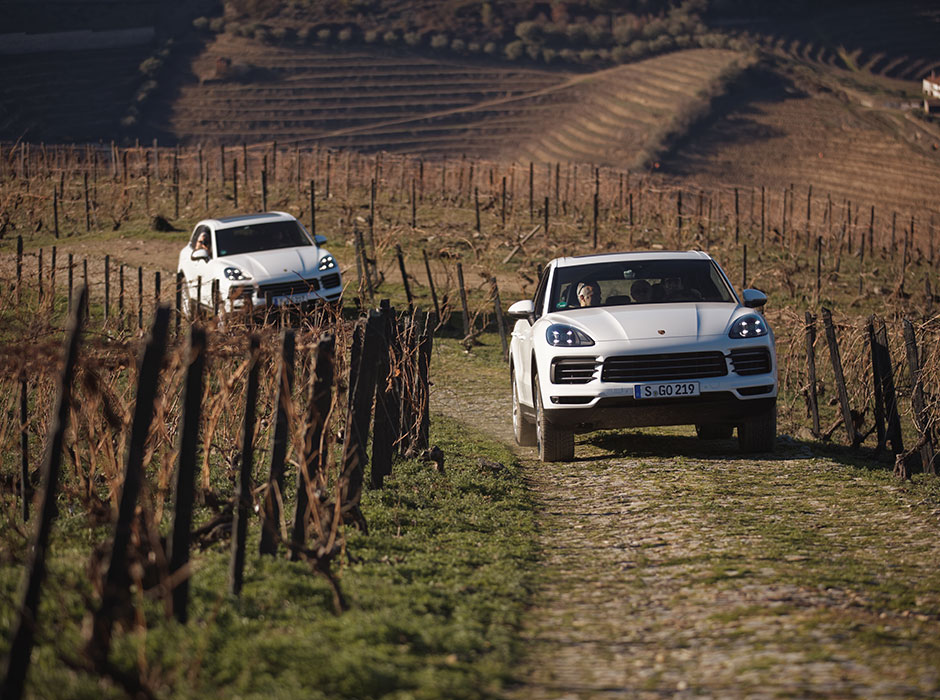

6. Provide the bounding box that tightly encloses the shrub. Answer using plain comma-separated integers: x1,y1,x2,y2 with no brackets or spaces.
558,48,576,62
139,56,162,76
627,39,649,58
675,34,693,49
515,21,542,45
451,38,466,53
467,41,481,53
566,23,588,45
504,40,525,60
383,30,398,45
649,34,674,53
642,18,667,40
525,43,541,60
192,17,209,32
483,41,497,55
271,27,288,42
578,48,596,63
430,33,448,49
316,28,332,42
541,47,557,64
209,17,226,33
404,31,421,47
337,27,353,42
253,26,269,42
136,80,157,102
612,20,636,45
611,45,630,62
364,29,379,43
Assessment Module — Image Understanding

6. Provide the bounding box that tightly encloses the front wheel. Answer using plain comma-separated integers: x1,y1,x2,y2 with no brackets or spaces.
535,374,574,462
512,368,537,447
738,403,776,453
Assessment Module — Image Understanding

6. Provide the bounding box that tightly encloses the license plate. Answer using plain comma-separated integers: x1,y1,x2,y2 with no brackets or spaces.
634,381,700,400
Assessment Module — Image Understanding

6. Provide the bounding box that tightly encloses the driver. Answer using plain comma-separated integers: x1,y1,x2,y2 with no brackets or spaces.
576,280,601,307
195,231,212,254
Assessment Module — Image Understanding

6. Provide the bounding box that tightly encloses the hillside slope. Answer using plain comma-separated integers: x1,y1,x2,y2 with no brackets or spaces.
159,35,743,167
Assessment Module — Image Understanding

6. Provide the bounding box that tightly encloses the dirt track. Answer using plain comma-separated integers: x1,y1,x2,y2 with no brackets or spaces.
431,341,940,699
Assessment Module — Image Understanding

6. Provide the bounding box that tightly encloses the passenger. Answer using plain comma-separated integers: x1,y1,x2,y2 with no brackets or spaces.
576,280,601,307
663,277,684,301
631,279,653,303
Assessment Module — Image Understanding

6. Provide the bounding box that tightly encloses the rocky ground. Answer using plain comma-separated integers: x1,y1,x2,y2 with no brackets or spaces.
431,339,940,699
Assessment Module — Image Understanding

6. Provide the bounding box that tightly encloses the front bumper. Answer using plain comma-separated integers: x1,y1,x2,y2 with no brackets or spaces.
224,275,342,312
543,393,775,432
535,337,776,432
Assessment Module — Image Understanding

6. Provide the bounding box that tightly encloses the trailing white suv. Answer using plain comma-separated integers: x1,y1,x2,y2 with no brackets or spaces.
177,211,342,316
508,251,777,462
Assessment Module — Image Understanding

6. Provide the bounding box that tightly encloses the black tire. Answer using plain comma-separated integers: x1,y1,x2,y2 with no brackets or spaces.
738,403,777,453
696,424,734,440
512,368,537,447
535,374,574,462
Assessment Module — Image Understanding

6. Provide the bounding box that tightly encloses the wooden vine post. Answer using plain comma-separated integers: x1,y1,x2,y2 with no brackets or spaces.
1,288,86,700
168,325,206,623
259,329,296,556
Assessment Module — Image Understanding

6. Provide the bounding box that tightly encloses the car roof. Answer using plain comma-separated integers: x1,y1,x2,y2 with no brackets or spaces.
198,211,297,229
552,250,713,268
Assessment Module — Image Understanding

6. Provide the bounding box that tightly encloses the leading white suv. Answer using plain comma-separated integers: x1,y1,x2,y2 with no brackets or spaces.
508,251,777,462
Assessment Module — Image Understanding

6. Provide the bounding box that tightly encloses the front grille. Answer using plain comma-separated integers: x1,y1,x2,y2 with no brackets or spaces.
602,352,727,382
259,277,321,298
551,357,597,384
730,348,772,376
321,272,341,289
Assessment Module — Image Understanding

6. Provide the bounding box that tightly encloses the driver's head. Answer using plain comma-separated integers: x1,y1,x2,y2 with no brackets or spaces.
631,279,652,303
576,281,601,307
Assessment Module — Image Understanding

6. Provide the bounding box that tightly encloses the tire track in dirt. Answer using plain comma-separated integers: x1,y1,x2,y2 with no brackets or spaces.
431,342,940,699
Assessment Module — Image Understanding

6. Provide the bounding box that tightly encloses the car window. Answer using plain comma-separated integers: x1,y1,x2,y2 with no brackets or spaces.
549,259,735,310
190,225,210,248
215,220,314,257
533,265,551,318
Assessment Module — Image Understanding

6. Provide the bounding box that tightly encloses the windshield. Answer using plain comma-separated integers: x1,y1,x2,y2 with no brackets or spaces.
215,220,313,257
549,259,735,311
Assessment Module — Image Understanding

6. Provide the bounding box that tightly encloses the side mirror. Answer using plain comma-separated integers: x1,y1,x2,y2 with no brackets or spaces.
742,289,767,308
191,248,210,263
508,299,535,322
314,234,327,246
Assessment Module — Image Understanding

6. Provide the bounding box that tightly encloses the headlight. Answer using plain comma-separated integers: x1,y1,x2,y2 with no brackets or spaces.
318,254,336,271
224,267,251,281
729,315,768,338
546,324,595,347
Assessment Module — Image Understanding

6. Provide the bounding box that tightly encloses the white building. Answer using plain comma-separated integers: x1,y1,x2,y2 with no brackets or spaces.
924,74,940,113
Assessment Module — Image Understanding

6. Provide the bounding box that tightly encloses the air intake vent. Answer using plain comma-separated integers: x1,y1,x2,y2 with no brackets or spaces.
321,273,341,289
730,348,772,376
602,352,727,382
259,277,321,298
550,357,597,384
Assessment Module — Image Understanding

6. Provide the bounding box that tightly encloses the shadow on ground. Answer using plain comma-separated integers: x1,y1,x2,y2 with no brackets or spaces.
578,428,898,471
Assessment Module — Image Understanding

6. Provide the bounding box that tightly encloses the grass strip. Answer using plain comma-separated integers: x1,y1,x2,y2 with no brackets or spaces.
0,415,538,699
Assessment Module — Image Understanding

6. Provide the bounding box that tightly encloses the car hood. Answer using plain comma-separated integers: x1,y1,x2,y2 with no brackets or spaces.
548,303,744,341
219,247,323,280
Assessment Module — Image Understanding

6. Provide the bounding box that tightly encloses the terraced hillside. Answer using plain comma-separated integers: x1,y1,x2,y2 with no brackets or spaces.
0,47,149,142
161,36,743,166
659,61,940,217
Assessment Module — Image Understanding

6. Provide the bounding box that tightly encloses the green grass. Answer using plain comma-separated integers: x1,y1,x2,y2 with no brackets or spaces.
0,415,538,699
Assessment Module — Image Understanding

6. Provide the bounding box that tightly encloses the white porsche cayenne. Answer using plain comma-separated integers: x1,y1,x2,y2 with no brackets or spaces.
177,211,342,316
508,251,777,462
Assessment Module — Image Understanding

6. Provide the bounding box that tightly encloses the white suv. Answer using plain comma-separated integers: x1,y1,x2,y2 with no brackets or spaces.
508,251,777,462
177,211,342,316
